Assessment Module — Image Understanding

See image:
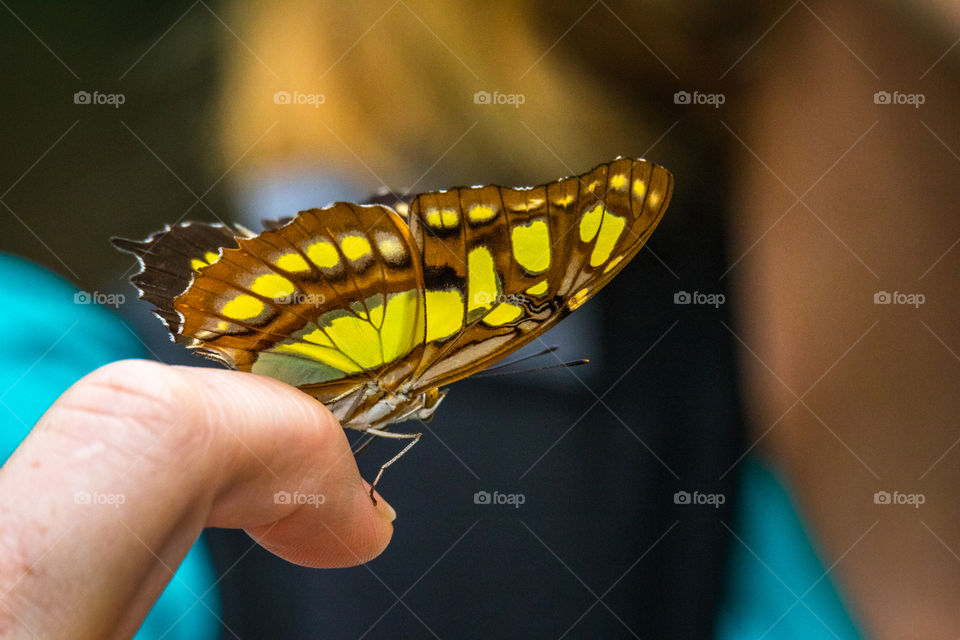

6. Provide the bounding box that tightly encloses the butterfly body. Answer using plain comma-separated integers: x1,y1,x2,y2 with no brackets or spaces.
333,384,445,431
115,157,673,433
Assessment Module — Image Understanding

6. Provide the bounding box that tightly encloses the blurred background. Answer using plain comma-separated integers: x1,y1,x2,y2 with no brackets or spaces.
2,1,960,638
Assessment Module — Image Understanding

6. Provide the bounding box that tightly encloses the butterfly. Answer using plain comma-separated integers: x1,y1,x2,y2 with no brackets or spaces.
114,156,673,491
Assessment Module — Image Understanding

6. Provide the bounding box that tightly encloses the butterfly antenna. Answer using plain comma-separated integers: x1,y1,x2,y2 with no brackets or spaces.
351,433,377,457
482,346,560,373
474,358,590,379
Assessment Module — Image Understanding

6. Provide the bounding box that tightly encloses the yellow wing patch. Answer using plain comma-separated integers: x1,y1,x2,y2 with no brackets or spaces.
425,208,460,230
276,252,310,272
307,241,340,269
526,280,548,296
483,302,523,326
590,212,626,267
273,341,361,374
426,289,464,342
468,204,497,224
303,327,335,347
191,251,221,271
323,314,382,369
250,274,295,299
511,219,551,275
341,235,372,262
567,288,590,311
632,179,646,199
260,289,423,380
378,290,421,361
467,246,500,312
579,204,604,242
222,294,265,320
553,193,575,207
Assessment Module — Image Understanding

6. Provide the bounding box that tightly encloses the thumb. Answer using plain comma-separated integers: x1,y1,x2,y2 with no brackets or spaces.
168,362,396,567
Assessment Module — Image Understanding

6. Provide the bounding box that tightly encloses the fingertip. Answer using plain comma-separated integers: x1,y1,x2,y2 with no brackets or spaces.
248,480,396,568
162,366,398,567
371,488,398,524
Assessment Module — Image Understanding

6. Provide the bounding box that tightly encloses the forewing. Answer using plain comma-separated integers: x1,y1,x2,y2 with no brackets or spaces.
405,157,673,391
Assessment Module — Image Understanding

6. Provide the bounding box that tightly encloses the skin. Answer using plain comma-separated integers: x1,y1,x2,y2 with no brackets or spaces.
731,3,960,637
0,360,395,639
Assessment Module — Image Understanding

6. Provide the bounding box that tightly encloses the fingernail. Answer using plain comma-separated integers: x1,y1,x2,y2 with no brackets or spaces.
381,501,397,523
365,482,396,522
372,492,396,522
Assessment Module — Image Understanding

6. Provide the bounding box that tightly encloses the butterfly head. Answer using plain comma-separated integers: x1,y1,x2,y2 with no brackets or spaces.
416,387,446,424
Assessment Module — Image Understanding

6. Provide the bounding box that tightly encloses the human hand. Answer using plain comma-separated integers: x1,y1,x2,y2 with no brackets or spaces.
0,360,395,639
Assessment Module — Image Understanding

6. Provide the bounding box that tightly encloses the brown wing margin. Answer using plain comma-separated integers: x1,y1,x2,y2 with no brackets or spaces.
405,157,674,393
112,223,246,341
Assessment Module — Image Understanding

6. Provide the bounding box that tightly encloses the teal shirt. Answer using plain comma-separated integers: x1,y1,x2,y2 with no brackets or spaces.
716,460,864,639
0,254,220,640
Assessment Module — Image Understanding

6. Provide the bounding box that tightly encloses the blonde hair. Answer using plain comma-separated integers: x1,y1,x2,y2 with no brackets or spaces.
217,1,741,187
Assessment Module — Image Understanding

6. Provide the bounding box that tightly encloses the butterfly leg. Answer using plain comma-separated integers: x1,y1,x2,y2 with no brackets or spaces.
364,428,422,503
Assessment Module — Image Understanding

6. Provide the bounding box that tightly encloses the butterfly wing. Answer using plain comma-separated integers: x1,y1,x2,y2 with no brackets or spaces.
405,156,673,391
115,204,427,409
115,157,672,428
112,222,247,340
